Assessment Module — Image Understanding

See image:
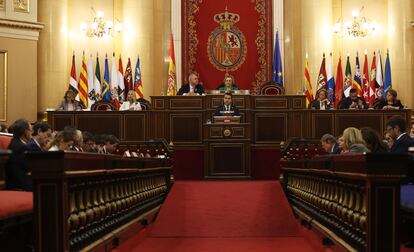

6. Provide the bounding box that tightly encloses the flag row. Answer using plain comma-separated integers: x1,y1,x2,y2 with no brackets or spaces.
68,52,144,109
303,50,392,108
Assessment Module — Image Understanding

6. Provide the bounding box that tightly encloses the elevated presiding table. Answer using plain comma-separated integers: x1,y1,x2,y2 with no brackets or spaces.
47,95,411,179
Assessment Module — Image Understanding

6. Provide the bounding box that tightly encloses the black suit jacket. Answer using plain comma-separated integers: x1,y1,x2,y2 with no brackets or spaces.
26,138,43,152
308,99,332,110
332,143,342,154
214,104,240,116
6,138,32,191
338,97,368,109
177,84,205,96
390,133,413,154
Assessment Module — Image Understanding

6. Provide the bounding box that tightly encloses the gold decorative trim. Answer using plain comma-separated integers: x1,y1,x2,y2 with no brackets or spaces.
187,0,203,73
0,18,44,31
252,0,268,94
0,50,7,121
0,0,5,10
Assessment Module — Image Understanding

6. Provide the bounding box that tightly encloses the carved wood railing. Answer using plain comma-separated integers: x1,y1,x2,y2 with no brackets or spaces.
28,151,172,252
282,154,408,252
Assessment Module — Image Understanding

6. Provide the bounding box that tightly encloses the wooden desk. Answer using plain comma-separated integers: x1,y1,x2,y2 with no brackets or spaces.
204,123,251,178
47,95,411,180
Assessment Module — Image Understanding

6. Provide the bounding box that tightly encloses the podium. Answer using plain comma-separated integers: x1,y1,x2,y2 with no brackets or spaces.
204,122,251,179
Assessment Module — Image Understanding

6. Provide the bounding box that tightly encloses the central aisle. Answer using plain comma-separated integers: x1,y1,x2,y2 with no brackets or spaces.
118,181,317,252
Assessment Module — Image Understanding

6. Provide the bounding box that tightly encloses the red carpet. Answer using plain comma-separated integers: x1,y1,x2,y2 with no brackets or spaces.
115,181,319,251
151,181,299,237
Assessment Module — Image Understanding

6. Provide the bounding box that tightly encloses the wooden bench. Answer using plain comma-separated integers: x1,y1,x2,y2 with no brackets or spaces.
282,153,408,252
0,151,33,235
28,151,172,252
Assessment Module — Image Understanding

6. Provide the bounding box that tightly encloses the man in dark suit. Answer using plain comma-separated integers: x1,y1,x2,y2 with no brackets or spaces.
308,89,332,110
214,92,240,116
177,73,205,95
320,134,341,154
6,119,32,191
386,115,413,154
27,122,51,152
338,88,368,109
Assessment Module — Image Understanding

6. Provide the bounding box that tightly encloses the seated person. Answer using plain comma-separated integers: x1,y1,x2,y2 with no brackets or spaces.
82,131,97,152
386,115,413,153
320,134,341,154
360,127,388,153
6,119,33,191
48,130,74,151
97,134,119,154
214,92,240,116
341,127,370,154
120,90,142,111
308,89,332,110
57,90,83,111
338,88,368,109
177,73,205,96
27,122,51,152
217,75,239,91
377,89,404,110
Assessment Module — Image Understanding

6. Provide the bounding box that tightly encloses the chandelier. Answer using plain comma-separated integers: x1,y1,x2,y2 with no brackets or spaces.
80,7,122,38
333,6,376,37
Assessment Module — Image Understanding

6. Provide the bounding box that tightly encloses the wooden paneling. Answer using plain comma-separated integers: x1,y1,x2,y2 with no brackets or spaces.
311,112,334,138
208,143,247,176
124,114,146,141
76,113,122,138
169,98,203,109
335,112,382,135
170,114,202,144
254,113,287,143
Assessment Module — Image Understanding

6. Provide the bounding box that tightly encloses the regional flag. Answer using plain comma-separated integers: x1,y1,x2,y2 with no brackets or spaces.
87,54,95,106
78,52,89,108
334,57,344,108
111,52,120,110
315,53,327,96
101,55,111,102
69,52,78,96
124,57,133,96
343,56,352,97
327,52,335,104
303,56,314,108
134,56,144,98
362,52,370,104
383,50,392,97
271,31,283,86
167,34,177,96
375,50,384,98
369,52,377,105
118,55,125,102
352,53,363,96
94,54,102,100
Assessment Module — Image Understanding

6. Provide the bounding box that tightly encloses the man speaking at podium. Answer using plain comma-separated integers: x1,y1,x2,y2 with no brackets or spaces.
214,92,240,116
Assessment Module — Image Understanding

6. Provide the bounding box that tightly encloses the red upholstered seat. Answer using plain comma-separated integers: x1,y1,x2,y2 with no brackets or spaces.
0,191,33,221
0,134,12,150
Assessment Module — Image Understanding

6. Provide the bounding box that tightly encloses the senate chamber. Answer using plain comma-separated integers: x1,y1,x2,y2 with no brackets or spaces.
0,0,414,251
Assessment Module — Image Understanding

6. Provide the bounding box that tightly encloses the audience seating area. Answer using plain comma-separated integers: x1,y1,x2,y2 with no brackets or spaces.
281,153,409,251
27,151,172,251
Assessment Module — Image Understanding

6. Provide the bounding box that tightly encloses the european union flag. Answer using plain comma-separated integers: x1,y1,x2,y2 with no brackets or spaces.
383,51,391,97
272,31,283,86
101,56,112,102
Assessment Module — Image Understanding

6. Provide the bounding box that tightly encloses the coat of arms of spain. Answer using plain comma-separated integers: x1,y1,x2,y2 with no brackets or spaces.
207,8,247,72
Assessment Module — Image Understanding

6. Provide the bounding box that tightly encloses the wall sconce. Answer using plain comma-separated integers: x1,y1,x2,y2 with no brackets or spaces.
333,6,376,37
80,7,122,38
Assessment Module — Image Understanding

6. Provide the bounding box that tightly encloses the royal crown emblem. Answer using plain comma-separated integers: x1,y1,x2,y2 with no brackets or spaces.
207,8,247,72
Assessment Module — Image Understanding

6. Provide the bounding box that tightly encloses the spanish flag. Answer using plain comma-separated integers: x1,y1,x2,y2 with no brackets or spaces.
167,34,177,96
303,56,313,108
